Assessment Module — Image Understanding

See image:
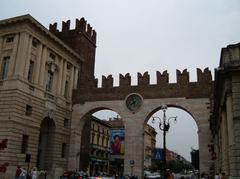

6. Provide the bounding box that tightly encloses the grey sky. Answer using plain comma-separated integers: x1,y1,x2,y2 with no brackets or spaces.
1,0,240,161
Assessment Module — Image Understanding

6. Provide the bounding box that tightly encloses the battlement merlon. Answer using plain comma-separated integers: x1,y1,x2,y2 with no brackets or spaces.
138,72,150,86
98,68,213,88
49,18,97,44
102,75,113,88
119,73,131,87
177,69,189,84
73,68,214,104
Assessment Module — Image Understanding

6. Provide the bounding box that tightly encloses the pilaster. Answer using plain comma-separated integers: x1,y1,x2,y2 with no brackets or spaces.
39,45,47,87
14,32,30,77
74,67,78,89
24,36,33,78
9,33,19,76
34,43,43,84
57,57,63,95
69,65,74,98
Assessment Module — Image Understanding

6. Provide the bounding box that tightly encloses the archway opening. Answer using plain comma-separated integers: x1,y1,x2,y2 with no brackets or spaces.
37,117,56,170
79,108,124,177
144,106,199,177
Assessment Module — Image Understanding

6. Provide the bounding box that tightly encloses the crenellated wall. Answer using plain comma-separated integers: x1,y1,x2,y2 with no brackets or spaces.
49,18,96,43
73,68,213,103
49,18,97,87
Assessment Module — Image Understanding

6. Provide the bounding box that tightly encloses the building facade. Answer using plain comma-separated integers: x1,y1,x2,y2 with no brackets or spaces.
144,125,157,170
211,43,240,178
0,14,96,178
80,116,111,176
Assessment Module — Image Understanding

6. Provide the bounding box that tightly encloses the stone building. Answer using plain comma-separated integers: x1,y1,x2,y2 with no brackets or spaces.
79,116,111,176
144,125,157,170
0,13,225,179
211,42,240,178
0,14,96,178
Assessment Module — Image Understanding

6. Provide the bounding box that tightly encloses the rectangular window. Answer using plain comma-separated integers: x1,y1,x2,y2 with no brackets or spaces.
27,60,34,82
25,105,32,116
64,118,70,128
6,36,14,43
21,135,28,154
91,134,94,144
64,81,69,98
46,70,53,92
61,143,67,158
1,56,10,80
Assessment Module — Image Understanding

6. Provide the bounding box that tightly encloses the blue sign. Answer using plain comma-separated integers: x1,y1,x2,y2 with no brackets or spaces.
154,149,163,160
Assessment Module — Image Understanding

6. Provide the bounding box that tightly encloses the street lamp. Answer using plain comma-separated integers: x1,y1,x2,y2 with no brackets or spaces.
152,104,177,178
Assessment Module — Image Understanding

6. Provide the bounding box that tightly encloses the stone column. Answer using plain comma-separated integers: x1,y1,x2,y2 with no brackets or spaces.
74,67,79,89
68,105,85,170
194,108,212,175
8,33,19,76
14,32,30,77
57,57,63,95
24,36,33,78
198,124,212,174
39,45,47,87
34,43,43,84
123,113,145,179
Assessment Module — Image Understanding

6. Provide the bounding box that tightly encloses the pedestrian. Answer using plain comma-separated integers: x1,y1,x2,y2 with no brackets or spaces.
15,165,22,179
44,169,47,179
214,173,219,179
31,167,38,179
20,167,27,179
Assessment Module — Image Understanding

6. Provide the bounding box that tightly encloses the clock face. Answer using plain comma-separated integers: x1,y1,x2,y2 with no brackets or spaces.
126,94,143,111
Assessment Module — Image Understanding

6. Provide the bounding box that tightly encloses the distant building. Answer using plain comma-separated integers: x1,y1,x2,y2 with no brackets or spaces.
153,148,192,172
144,125,157,169
80,116,111,176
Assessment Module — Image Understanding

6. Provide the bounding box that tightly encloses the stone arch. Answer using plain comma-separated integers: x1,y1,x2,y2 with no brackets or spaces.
37,117,56,171
69,98,211,178
68,103,123,171
142,104,200,171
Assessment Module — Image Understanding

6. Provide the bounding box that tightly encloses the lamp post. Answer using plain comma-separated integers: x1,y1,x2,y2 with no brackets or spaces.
152,104,177,178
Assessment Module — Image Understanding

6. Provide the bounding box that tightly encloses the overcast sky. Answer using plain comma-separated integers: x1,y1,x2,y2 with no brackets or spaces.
1,0,240,161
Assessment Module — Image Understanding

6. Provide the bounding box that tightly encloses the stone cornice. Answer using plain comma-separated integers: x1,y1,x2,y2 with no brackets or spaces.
0,14,84,62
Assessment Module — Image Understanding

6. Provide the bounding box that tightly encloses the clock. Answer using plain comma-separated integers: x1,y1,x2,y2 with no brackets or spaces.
125,93,143,111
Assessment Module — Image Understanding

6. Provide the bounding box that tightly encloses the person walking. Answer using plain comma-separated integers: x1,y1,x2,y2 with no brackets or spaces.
20,167,27,179
31,167,38,179
15,165,22,179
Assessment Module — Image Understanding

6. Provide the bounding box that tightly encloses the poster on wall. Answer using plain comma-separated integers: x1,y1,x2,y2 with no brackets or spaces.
110,129,125,155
